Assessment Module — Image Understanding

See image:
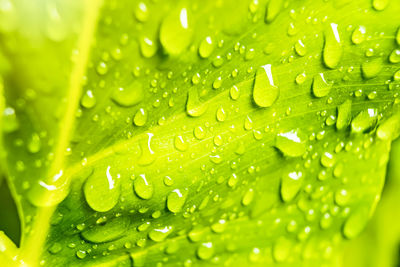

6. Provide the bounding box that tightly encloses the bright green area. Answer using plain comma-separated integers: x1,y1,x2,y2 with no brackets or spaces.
0,0,399,266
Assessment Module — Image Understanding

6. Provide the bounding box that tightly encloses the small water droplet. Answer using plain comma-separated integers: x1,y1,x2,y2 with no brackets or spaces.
351,25,366,44
294,40,307,56
361,58,383,79
265,0,283,23
372,0,389,11
389,49,400,64
174,135,188,151
133,108,148,126
242,189,254,206
253,64,279,107
139,36,158,58
81,216,129,243
230,85,240,100
197,242,214,260
272,237,292,262
27,133,41,153
3,107,19,133
138,133,156,166
211,219,226,233
148,226,173,242
321,152,335,168
343,207,369,239
81,90,96,109
135,2,148,22
377,115,400,140
194,126,206,139
111,83,144,107
186,87,208,117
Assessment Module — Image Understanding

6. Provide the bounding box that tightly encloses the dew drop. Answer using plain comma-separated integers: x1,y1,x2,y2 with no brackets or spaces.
312,73,332,97
133,108,148,126
81,90,96,109
377,115,400,140
351,108,378,133
321,152,335,168
275,130,306,157
194,126,206,140
81,216,129,243
174,135,188,151
216,107,226,122
197,242,214,260
111,82,144,107
253,64,279,107
361,58,383,79
265,0,283,23
198,36,215,58
138,133,156,166
389,49,400,64
139,36,158,58
148,226,173,242
343,207,369,239
3,107,19,133
272,237,292,262
27,133,41,154
133,174,153,200
167,189,188,213
135,2,148,22
323,23,342,69
96,61,108,75
84,167,120,212
242,189,254,206
372,0,389,11
336,99,352,130
160,7,193,55
294,40,307,56
186,87,208,117
280,171,303,202
230,85,240,100
211,220,226,233
334,189,349,206
351,26,366,44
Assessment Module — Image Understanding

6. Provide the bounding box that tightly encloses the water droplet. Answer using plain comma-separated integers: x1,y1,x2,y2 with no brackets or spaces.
275,130,306,157
334,189,349,206
336,99,352,130
323,23,342,69
45,2,68,42
48,242,62,254
27,133,41,153
312,73,332,97
351,108,378,133
81,216,129,243
0,0,17,33
389,49,400,64
244,115,253,130
133,174,153,200
186,87,208,117
133,108,148,126
242,189,254,206
76,250,86,259
160,7,193,55
295,72,306,84
167,189,188,213
174,135,188,151
294,40,307,56
81,90,96,108
320,213,332,229
377,115,400,140
130,250,147,267
272,237,292,262
216,107,226,122
361,58,382,79
321,152,335,167
194,126,206,139
3,107,19,133
265,0,283,23
164,176,174,186
111,82,144,107
343,207,369,239
197,242,214,260
230,85,240,100
198,36,215,58
211,220,226,233
27,170,69,207
253,64,279,107
148,226,173,242
280,171,303,202
139,36,158,58
96,62,108,75
135,2,148,22
138,133,156,165
212,77,222,89
351,26,366,44
228,173,238,187
372,0,389,11
84,166,120,212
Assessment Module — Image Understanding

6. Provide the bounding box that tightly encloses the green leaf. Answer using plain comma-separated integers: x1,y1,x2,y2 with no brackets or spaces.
0,0,399,266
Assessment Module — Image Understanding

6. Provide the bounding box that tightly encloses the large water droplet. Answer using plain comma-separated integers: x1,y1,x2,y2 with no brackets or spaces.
134,174,153,200
312,73,332,97
265,0,283,23
253,64,279,107
160,7,193,55
198,36,215,58
148,226,173,242
361,58,382,79
84,166,120,212
275,130,306,157
197,242,214,260
323,23,342,69
351,108,378,133
138,133,156,166
372,0,389,11
111,82,144,107
351,25,366,44
186,87,208,117
336,99,352,130
343,207,369,239
167,188,188,213
280,171,303,202
377,115,400,140
81,216,129,243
